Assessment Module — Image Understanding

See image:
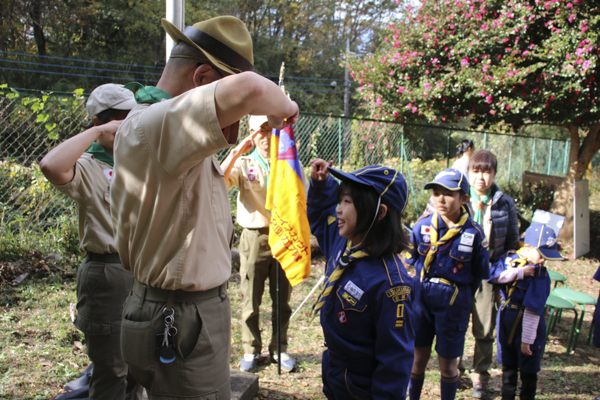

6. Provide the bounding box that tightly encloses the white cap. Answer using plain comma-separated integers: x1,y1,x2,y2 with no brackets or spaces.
248,115,269,132
86,84,138,119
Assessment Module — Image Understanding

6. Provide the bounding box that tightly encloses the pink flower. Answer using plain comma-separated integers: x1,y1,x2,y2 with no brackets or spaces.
583,60,592,70
437,82,444,88
368,144,374,149
522,50,530,57
393,110,399,116
490,109,496,115
376,98,381,106
506,104,511,110
485,95,492,104
389,70,394,75
406,103,412,108
569,14,576,23
398,86,405,93
461,58,469,66
566,2,573,7
412,107,418,113
424,82,432,90
481,24,488,30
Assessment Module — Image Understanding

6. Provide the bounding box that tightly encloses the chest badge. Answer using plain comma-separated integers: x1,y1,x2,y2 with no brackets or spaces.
103,169,113,182
460,232,475,246
338,310,348,324
451,263,465,274
423,234,430,244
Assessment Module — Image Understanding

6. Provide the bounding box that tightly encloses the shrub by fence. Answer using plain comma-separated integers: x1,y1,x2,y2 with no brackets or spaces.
0,86,584,260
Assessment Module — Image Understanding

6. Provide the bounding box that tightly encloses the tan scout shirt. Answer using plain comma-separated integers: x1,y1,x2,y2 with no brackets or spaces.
226,153,309,229
110,82,234,291
226,154,270,229
52,153,118,254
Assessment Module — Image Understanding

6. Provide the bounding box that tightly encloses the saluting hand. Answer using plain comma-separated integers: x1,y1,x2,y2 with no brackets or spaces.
310,159,333,181
235,129,260,154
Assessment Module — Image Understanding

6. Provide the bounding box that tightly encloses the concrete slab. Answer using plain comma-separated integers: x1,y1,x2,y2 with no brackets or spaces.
231,368,260,400
141,369,258,400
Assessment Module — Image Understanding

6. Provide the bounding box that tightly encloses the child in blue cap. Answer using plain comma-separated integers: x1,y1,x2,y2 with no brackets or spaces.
405,168,490,400
308,159,415,400
488,223,558,400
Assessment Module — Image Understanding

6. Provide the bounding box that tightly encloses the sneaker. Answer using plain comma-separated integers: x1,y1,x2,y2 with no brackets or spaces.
240,354,259,372
472,382,488,399
271,352,296,372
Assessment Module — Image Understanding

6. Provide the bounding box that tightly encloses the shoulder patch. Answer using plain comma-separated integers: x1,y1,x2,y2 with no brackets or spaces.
327,215,337,225
386,286,411,303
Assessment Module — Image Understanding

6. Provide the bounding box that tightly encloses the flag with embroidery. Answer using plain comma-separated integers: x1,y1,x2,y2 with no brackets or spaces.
265,125,311,286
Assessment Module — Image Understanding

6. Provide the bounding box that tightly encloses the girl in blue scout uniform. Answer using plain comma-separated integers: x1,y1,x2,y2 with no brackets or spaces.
488,224,557,400
308,159,415,400
405,168,490,400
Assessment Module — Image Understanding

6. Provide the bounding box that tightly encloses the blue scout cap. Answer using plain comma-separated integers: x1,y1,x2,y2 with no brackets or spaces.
328,165,408,213
423,168,469,195
524,223,563,260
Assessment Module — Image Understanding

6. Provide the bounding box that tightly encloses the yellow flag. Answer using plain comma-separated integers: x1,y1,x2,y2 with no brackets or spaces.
265,126,311,286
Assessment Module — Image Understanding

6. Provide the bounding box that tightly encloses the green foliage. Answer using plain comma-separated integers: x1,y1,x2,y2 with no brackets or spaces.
349,0,600,130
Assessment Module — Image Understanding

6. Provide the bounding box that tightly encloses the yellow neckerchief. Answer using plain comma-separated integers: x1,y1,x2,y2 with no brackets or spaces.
312,240,369,316
421,206,470,281
502,249,529,310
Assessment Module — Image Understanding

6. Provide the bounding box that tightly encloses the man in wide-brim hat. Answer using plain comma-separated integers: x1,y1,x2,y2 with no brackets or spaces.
111,16,300,398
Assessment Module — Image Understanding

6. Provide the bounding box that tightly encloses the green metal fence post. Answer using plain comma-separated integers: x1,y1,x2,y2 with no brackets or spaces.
547,139,553,175
483,132,487,149
531,138,537,170
507,136,513,180
563,140,569,175
402,144,419,216
338,118,342,167
447,131,451,168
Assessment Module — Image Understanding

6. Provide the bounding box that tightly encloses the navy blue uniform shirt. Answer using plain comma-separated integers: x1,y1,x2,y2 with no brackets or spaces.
307,176,414,400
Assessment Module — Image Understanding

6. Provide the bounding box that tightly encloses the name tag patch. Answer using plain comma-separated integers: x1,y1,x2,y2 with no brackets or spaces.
344,281,364,301
103,169,113,182
458,245,473,253
460,232,474,246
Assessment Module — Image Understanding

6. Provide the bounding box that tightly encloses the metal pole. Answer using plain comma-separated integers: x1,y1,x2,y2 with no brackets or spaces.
547,139,554,175
338,118,342,166
344,38,350,116
446,131,451,168
165,0,185,63
483,132,487,149
276,261,281,375
531,138,537,170
563,140,570,175
507,137,513,181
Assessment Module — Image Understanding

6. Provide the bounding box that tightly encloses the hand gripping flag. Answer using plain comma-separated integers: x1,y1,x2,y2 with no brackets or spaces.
265,126,311,286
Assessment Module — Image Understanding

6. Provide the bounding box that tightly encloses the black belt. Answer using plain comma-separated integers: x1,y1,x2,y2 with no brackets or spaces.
86,252,121,263
246,227,269,235
132,279,227,303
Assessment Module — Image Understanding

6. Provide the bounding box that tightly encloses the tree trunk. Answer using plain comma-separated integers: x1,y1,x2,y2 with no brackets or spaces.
28,0,46,56
550,123,600,242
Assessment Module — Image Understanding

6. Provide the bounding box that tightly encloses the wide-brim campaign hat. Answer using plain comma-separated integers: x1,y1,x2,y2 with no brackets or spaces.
423,168,469,195
328,166,408,213
161,16,254,75
86,83,137,120
524,223,563,260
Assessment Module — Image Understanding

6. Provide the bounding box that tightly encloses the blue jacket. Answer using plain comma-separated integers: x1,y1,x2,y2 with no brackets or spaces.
406,212,490,296
307,176,414,400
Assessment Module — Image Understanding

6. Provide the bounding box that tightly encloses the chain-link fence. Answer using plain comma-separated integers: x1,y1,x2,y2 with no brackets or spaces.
0,89,587,259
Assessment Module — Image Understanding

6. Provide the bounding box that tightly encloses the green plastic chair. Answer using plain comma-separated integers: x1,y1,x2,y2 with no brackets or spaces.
547,269,567,288
552,287,598,351
545,294,578,355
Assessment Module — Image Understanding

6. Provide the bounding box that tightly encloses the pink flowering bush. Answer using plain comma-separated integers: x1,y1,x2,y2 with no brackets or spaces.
348,0,599,130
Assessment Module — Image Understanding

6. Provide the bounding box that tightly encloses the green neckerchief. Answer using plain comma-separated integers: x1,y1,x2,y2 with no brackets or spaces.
250,147,270,190
124,82,172,104
85,142,114,167
470,185,496,225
